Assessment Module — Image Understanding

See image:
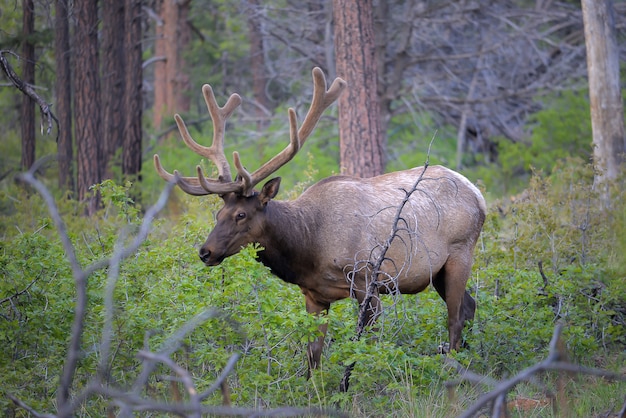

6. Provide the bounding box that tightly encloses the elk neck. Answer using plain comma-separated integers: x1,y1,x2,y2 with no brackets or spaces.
254,199,319,286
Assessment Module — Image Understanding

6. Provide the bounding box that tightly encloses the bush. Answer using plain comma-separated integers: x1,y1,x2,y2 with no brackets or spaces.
1,159,624,416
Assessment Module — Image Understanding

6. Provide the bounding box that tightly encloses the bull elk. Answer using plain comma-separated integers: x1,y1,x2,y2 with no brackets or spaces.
154,67,487,377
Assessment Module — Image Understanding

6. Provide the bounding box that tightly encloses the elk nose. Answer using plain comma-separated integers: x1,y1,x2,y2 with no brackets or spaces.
199,247,211,263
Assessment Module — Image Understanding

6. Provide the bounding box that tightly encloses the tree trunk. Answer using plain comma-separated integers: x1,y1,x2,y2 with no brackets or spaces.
101,0,126,178
247,0,272,130
74,0,101,215
581,0,625,186
332,0,385,177
153,0,191,130
20,0,35,171
55,0,73,192
123,0,143,182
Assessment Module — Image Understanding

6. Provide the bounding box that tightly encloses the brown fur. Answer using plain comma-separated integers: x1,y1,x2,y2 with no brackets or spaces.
199,165,486,372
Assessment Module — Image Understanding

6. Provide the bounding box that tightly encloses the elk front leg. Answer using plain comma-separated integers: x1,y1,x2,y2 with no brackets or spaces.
303,293,330,377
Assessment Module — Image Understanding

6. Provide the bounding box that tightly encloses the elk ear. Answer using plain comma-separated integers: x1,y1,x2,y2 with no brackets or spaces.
259,177,281,206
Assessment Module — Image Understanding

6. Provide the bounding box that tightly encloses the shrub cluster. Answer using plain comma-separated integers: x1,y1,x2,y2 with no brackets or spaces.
0,161,624,416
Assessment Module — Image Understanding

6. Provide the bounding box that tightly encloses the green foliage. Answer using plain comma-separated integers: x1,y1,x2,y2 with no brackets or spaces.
386,112,459,171
467,90,595,196
2,159,625,416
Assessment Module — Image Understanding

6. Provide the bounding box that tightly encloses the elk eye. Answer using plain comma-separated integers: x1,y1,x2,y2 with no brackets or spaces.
236,212,246,220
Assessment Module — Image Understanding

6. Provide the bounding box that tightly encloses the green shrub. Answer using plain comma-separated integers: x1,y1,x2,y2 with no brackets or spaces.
1,158,624,416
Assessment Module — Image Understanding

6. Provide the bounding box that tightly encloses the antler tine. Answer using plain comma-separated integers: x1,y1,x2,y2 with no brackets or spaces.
236,67,347,195
155,68,345,197
176,85,242,182
153,154,209,195
297,67,347,142
153,84,245,196
153,154,244,196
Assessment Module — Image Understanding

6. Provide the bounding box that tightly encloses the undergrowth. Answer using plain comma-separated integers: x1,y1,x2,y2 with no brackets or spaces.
0,161,624,417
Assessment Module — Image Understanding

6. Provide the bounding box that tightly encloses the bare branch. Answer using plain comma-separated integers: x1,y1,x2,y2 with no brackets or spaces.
0,50,59,138
7,394,56,418
341,159,433,391
0,276,40,306
451,324,626,418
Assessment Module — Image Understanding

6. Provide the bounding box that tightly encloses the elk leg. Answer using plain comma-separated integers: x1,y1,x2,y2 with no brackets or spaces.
432,259,474,351
304,293,330,376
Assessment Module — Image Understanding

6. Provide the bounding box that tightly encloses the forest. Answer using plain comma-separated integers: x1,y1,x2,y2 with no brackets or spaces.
1,0,625,417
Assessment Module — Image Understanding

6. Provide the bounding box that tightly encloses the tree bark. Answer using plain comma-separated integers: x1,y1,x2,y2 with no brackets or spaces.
74,0,102,215
333,0,385,177
581,0,624,186
101,0,126,178
20,0,35,171
153,0,191,130
247,0,272,130
123,0,143,182
55,0,74,192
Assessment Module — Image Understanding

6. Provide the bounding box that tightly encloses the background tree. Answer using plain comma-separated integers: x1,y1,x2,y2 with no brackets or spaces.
581,0,625,187
74,0,102,215
101,0,126,178
55,0,73,192
153,0,192,130
246,0,273,130
20,0,35,171
248,1,624,175
123,0,143,182
332,0,384,177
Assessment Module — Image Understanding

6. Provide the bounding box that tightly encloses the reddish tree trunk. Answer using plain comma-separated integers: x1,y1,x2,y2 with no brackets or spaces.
247,0,272,130
21,0,35,171
55,0,73,191
153,0,191,129
333,0,385,177
101,0,126,177
123,0,143,181
74,0,102,214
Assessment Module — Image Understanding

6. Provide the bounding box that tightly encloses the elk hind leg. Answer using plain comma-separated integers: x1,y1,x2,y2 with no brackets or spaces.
432,258,475,351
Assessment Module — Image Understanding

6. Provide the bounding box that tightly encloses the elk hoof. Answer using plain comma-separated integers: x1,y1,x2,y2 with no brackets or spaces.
437,342,450,354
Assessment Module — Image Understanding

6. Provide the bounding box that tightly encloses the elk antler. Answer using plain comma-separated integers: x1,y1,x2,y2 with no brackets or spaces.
154,67,347,196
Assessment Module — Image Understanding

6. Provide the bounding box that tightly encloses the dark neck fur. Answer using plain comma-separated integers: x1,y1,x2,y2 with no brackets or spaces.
255,200,315,286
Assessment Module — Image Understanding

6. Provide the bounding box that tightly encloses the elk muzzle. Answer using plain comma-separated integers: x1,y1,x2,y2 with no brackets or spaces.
199,245,225,266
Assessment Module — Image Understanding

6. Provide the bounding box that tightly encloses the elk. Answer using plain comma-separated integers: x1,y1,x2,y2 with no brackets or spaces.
154,68,487,376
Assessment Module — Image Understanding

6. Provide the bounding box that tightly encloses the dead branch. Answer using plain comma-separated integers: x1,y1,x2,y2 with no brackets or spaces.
341,158,432,392
0,50,59,139
0,276,40,306
450,324,626,418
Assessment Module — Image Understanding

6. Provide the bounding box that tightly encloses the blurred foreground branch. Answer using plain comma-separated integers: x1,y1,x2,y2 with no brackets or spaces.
447,324,626,418
10,160,345,417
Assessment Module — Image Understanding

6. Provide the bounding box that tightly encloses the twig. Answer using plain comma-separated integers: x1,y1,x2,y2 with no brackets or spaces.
7,394,56,418
137,350,202,417
618,396,626,418
10,163,347,418
16,161,176,417
0,276,39,305
198,353,241,401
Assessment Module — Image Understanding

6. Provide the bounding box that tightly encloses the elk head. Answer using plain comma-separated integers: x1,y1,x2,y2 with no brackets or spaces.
154,68,347,264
